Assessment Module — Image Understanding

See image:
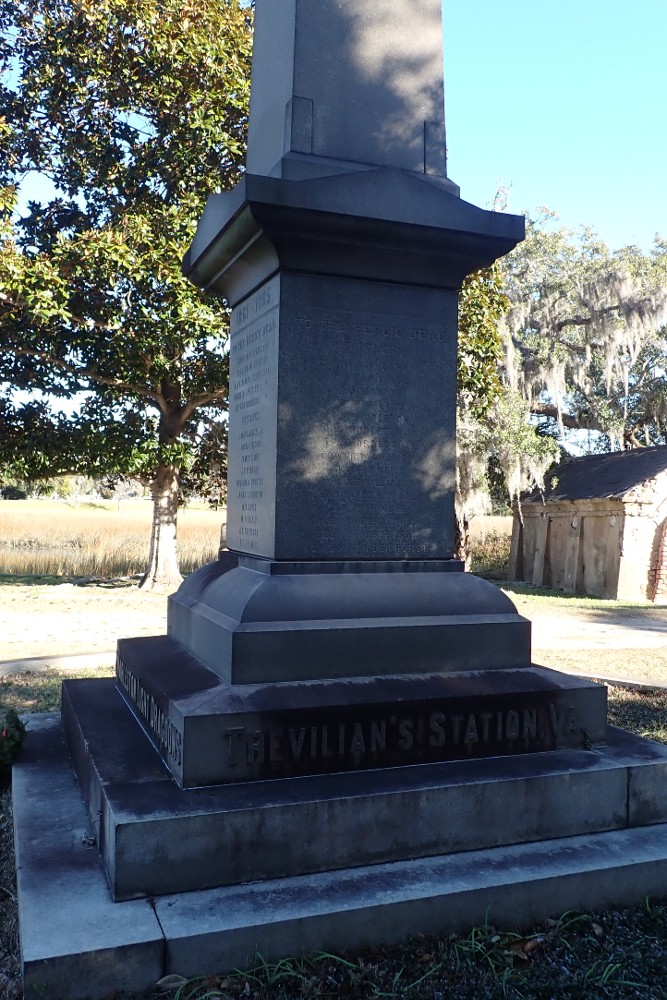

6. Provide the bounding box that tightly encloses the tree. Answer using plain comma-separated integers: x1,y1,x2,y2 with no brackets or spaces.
0,0,252,587
455,262,560,562
503,212,667,450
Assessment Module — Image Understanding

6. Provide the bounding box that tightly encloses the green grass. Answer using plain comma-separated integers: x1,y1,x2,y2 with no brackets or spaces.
502,581,665,615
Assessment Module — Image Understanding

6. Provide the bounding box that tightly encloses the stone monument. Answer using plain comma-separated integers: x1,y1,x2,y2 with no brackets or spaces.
13,2,667,997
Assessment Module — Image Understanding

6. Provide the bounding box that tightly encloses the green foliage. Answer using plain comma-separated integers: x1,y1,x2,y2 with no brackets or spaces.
457,210,667,523
0,707,26,773
0,0,252,581
458,388,560,520
456,256,560,521
0,0,252,475
458,262,508,419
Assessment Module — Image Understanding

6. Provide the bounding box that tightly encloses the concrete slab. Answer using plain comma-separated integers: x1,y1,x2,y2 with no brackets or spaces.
156,823,667,979
14,713,667,999
13,714,164,999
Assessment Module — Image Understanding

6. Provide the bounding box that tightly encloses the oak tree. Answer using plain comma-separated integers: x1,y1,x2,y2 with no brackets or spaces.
504,213,667,450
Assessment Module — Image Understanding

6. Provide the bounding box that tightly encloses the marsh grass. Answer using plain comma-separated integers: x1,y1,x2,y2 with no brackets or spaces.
470,530,511,578
0,499,222,578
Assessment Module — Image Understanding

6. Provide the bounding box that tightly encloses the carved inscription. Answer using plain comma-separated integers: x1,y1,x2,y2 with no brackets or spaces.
226,277,279,554
117,657,183,766
291,310,447,345
284,303,453,558
222,700,579,777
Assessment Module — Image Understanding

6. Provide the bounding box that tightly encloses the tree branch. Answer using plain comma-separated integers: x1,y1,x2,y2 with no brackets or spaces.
6,345,159,402
529,401,590,429
180,388,228,421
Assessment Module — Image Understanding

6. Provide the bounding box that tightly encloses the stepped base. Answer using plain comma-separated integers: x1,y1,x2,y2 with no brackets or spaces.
167,558,532,684
61,677,622,899
14,713,667,1000
113,636,607,786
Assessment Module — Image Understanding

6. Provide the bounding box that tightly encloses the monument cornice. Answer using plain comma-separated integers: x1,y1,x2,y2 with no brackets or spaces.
183,168,524,305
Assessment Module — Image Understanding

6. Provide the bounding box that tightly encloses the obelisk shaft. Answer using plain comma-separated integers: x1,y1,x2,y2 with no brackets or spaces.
247,0,448,179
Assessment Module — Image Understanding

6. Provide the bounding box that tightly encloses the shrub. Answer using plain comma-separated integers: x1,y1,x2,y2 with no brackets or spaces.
0,708,26,775
0,486,28,500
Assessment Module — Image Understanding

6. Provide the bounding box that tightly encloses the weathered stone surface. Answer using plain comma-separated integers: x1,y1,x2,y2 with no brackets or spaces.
167,557,531,686
16,714,667,998
23,709,667,918
184,168,523,306
225,272,460,560
13,715,163,999
176,0,527,727
246,0,450,180
111,638,605,786
59,680,631,902
156,822,667,981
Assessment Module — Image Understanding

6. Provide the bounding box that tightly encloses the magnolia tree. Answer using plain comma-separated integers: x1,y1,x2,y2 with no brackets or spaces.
0,0,252,588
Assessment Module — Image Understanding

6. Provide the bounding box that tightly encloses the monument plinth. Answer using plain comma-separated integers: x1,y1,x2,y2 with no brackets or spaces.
16,2,667,997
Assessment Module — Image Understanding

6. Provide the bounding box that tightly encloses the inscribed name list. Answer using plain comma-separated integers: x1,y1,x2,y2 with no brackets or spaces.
226,276,280,555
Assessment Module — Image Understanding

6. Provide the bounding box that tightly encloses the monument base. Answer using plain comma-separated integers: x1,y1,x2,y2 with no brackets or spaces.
61,676,614,899
166,556,532,685
113,635,607,786
14,712,667,999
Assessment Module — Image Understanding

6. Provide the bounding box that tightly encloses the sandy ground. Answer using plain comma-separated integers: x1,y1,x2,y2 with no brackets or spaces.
0,582,168,662
1,579,667,686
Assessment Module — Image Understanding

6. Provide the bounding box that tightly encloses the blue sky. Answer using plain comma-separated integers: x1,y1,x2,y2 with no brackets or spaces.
17,0,666,253
443,0,667,251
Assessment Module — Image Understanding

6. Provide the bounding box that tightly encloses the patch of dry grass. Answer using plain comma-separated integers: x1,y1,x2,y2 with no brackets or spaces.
470,530,511,579
533,648,667,684
0,667,115,714
0,499,223,578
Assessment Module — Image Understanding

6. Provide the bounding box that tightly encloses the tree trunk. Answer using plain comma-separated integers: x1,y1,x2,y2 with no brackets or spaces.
454,510,472,570
139,462,183,590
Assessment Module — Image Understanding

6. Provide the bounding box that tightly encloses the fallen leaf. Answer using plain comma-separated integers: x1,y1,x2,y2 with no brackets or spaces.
523,938,542,954
153,974,188,991
508,937,541,960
